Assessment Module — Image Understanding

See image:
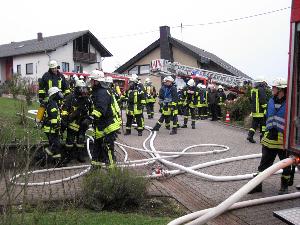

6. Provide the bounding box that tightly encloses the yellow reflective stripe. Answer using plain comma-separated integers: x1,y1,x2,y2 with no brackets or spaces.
39,90,46,94
51,119,58,124
69,122,80,131
95,128,105,138
48,80,52,88
91,160,102,166
141,99,146,104
51,108,57,112
107,149,115,166
249,128,255,132
45,148,53,156
134,91,138,112
52,154,61,158
61,110,68,116
92,109,102,118
76,143,85,148
261,132,284,149
58,80,62,89
64,89,70,94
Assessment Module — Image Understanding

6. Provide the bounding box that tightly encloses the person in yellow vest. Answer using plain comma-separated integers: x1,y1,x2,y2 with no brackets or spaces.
216,85,226,120
247,78,267,143
144,77,157,119
42,87,64,166
181,79,199,129
197,83,208,120
38,60,70,104
249,78,291,195
89,70,121,169
124,74,146,136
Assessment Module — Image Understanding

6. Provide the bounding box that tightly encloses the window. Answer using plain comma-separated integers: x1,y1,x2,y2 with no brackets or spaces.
128,64,150,75
17,65,21,75
26,63,33,75
139,65,150,74
128,66,138,75
62,62,70,72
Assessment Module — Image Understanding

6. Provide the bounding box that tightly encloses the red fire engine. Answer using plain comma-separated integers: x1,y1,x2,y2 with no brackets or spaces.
285,0,300,158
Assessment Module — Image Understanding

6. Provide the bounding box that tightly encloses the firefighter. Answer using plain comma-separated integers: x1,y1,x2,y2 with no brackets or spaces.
216,85,226,120
197,84,208,120
69,74,79,91
89,70,121,169
249,78,291,195
177,87,184,116
42,87,64,165
152,76,178,135
61,79,92,163
181,79,198,129
124,74,146,136
247,78,267,143
38,60,70,104
106,76,122,133
144,77,157,119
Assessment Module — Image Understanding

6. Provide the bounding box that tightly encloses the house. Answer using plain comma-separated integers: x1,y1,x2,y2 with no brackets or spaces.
115,26,251,88
0,30,112,82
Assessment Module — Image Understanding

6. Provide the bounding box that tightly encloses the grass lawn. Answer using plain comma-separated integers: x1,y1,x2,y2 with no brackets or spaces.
0,97,45,143
2,209,173,225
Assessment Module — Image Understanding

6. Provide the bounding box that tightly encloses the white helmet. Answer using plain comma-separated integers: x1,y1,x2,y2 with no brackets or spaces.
48,60,58,69
106,76,113,83
48,87,61,97
75,79,86,88
145,77,151,84
89,70,105,82
197,83,206,89
163,76,174,83
73,74,79,81
129,74,139,82
187,79,195,87
218,85,224,90
272,77,287,89
79,75,84,80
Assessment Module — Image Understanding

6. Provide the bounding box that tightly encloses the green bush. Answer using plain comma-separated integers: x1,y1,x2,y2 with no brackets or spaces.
223,95,251,121
82,168,148,211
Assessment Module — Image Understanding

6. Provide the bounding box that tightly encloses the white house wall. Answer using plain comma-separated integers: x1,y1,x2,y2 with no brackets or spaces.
13,53,49,80
12,40,103,81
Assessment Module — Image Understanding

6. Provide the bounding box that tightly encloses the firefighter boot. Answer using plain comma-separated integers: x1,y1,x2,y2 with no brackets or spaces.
296,184,300,190
278,176,289,195
152,123,161,131
181,118,188,128
77,149,86,163
191,121,196,129
170,127,177,135
247,130,256,143
124,129,131,135
138,130,143,136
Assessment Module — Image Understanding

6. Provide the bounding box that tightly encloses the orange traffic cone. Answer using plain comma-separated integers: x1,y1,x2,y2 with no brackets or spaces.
225,111,230,123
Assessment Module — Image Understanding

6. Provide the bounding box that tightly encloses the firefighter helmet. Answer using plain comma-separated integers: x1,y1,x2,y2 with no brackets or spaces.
89,70,105,82
48,60,58,69
145,77,151,84
106,76,113,83
48,87,61,97
75,79,86,87
129,74,139,83
73,74,79,81
163,76,174,83
272,77,287,89
79,75,84,80
217,85,224,90
187,79,195,86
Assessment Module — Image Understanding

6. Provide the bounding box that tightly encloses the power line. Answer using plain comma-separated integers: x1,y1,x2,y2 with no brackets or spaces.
102,6,290,40
183,6,290,28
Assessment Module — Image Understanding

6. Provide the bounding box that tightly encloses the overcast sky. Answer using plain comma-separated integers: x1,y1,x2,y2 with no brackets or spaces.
0,0,292,83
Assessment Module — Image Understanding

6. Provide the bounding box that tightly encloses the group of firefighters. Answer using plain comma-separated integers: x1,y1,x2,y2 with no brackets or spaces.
37,60,293,194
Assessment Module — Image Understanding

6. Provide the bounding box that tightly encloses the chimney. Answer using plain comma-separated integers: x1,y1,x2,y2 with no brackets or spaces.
159,26,173,61
37,32,43,41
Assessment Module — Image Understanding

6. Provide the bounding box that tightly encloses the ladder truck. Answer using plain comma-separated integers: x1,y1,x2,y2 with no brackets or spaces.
150,59,252,89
